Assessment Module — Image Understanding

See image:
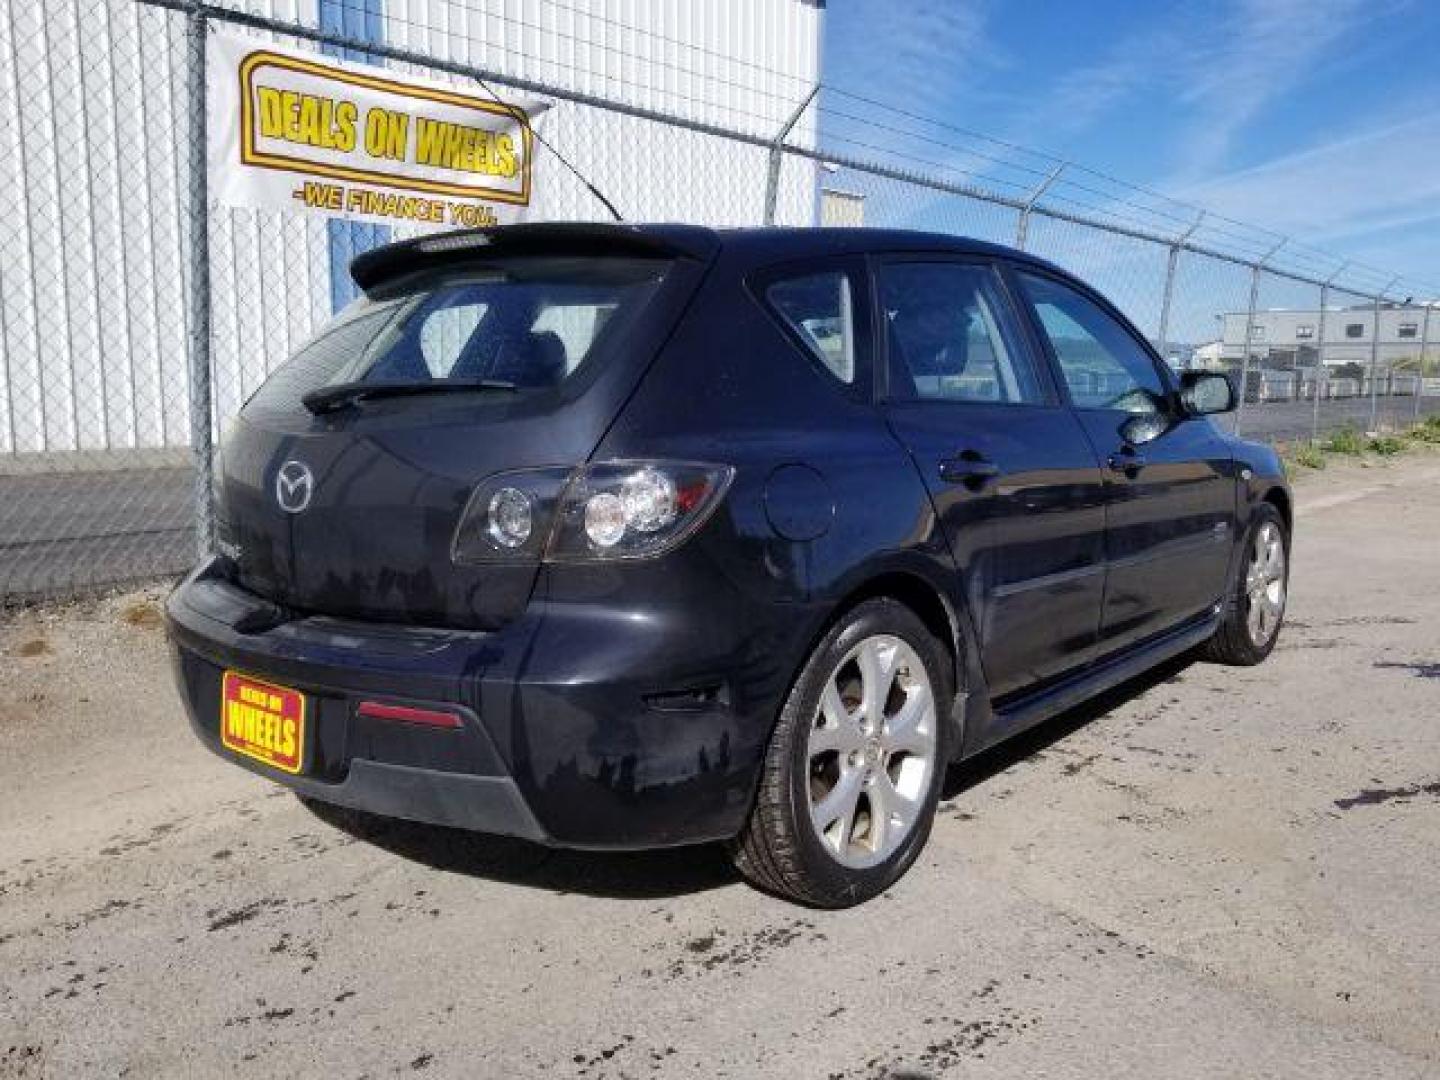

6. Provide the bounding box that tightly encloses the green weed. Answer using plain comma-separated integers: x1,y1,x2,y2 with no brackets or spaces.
1323,425,1366,455
1367,434,1409,456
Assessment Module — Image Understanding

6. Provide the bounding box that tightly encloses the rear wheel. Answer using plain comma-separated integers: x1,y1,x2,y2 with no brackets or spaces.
730,598,951,907
1204,503,1289,665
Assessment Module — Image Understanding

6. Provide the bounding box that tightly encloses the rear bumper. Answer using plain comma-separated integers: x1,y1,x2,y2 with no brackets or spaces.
168,557,813,849
256,758,547,840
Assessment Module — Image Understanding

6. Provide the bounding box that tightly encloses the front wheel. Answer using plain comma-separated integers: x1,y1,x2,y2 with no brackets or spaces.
730,598,952,907
1204,503,1289,666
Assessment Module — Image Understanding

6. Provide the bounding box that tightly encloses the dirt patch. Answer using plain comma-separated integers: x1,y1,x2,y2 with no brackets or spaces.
119,601,164,630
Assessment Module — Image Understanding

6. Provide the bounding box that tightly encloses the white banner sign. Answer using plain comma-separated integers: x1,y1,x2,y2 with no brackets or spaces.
207,32,551,229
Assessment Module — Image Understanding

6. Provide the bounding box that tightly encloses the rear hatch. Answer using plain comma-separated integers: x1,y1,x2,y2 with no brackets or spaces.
217,227,713,630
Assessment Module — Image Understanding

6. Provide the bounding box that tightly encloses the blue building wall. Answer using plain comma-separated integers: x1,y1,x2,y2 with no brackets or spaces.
319,0,389,312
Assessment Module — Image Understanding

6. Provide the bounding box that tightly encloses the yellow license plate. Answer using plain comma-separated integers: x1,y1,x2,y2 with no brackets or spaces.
220,671,306,775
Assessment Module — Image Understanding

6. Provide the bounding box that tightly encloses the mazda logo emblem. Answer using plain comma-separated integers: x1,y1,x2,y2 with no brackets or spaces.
275,460,314,514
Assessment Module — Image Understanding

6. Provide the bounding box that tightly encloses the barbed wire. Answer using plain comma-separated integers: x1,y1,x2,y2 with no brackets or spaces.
197,0,1437,298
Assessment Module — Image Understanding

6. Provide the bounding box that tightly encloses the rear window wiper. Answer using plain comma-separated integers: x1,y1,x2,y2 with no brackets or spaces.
302,378,518,415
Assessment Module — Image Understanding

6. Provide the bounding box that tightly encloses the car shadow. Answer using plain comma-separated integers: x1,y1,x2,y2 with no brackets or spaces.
302,652,1196,901
300,795,741,900
942,652,1196,800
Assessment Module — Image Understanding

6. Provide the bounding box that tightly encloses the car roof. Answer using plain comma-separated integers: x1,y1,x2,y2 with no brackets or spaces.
712,225,1054,267
350,222,1069,295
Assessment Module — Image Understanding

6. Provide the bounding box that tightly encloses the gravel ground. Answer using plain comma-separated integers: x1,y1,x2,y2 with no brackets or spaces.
2,452,1439,1079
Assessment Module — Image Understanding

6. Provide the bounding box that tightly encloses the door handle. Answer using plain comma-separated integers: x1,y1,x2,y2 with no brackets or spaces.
1107,447,1147,474
939,451,1000,488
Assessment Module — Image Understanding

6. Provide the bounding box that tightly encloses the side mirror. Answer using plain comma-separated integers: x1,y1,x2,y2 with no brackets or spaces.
1179,371,1236,416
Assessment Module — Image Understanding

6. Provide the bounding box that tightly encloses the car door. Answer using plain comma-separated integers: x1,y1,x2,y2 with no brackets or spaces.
1009,266,1237,656
873,255,1108,704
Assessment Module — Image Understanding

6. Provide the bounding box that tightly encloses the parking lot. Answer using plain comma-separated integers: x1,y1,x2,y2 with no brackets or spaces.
2,453,1439,1079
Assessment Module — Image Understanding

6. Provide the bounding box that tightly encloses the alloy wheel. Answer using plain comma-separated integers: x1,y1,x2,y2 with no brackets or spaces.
1245,521,1287,647
805,634,938,870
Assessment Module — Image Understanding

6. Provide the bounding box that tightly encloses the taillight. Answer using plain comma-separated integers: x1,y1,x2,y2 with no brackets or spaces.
451,466,573,564
451,461,734,565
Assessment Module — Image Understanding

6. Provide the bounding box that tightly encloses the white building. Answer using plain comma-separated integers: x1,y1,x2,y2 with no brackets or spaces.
1,0,825,457
1217,303,1438,371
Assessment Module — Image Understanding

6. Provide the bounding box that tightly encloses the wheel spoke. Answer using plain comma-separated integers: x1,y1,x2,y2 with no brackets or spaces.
884,683,932,755
810,682,859,757
809,718,855,757
812,766,864,834
857,639,897,727
1264,539,1283,580
865,778,889,854
876,771,917,830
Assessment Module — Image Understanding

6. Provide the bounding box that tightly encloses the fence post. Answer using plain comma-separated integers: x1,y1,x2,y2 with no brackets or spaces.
185,2,215,557
1311,282,1329,444
762,83,818,226
1156,211,1204,364
1233,237,1287,436
1366,277,1397,433
1416,302,1431,423
1233,266,1261,435
1014,162,1064,251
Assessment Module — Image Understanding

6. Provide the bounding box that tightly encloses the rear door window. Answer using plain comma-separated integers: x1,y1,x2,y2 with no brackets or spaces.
879,261,1045,405
244,256,669,416
766,271,858,385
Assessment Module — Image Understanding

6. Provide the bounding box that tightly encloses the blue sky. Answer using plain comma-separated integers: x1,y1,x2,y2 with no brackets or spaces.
822,0,1440,292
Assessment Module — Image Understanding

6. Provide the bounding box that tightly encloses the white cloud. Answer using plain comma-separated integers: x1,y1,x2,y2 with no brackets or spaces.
824,1,1001,121
1177,110,1440,285
1181,112,1440,239
1167,0,1381,181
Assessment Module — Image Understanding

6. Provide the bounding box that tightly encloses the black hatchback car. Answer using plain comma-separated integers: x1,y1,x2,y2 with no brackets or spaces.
168,223,1290,906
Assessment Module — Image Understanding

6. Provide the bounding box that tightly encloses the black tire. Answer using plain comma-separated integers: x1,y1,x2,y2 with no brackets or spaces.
730,598,953,907
1203,502,1289,666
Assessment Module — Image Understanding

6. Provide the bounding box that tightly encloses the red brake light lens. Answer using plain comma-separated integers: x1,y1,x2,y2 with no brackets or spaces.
356,701,464,729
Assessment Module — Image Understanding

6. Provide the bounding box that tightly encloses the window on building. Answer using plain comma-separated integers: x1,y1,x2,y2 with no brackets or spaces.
1250,324,1266,341
1295,324,1314,340
1398,322,1418,339
1346,323,1365,339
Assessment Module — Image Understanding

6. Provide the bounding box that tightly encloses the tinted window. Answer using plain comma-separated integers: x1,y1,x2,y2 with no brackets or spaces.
244,256,668,416
767,272,857,384
1018,272,1164,413
879,263,1043,404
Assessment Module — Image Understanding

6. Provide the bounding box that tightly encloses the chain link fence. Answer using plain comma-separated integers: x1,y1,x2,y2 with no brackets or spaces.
3,0,1437,604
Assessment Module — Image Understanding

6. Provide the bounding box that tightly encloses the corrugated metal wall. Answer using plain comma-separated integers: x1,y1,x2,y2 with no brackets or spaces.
0,0,822,456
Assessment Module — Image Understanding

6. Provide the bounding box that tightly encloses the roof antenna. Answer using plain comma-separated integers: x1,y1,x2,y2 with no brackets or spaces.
471,74,624,223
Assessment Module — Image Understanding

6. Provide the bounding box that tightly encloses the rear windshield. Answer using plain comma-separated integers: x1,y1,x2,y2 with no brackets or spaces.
244,255,670,415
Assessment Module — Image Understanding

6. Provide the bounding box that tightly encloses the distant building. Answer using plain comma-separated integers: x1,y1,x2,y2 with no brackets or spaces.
1218,302,1437,370
1191,340,1226,368
820,187,866,227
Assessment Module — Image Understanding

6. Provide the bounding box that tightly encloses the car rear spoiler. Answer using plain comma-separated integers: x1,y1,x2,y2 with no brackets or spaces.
350,222,721,296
